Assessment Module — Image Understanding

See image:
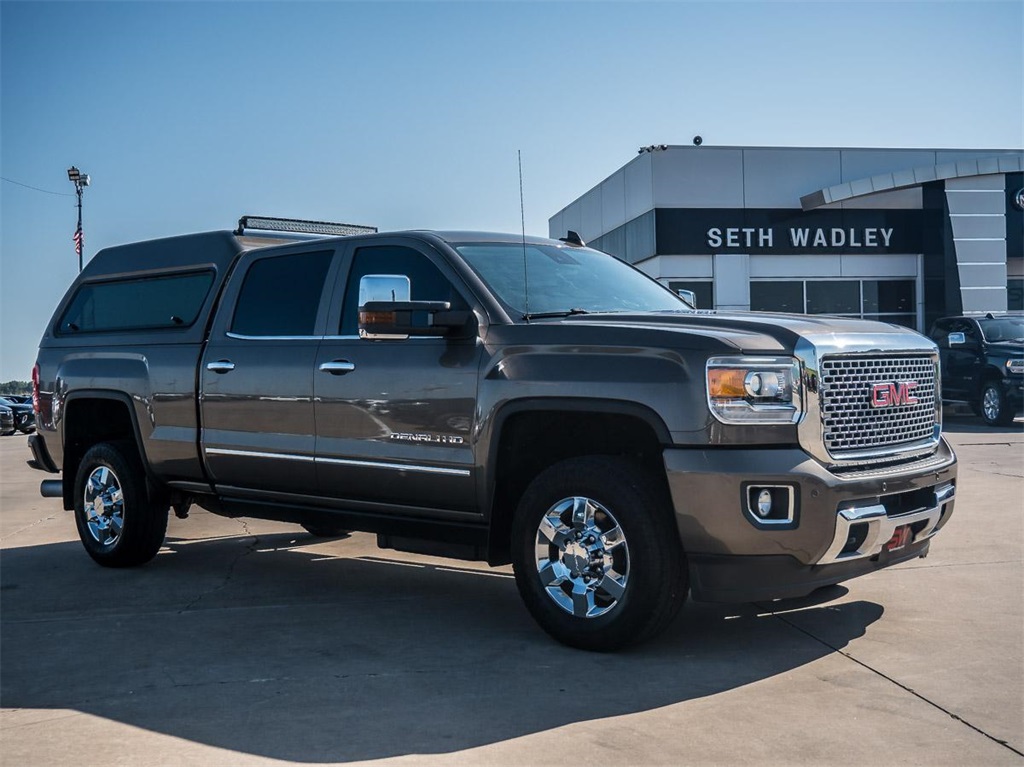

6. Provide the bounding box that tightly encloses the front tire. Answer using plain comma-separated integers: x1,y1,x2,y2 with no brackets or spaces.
74,442,168,567
511,456,687,652
980,381,1015,426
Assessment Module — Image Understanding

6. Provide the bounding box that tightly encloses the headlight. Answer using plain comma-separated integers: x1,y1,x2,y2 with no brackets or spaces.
707,356,803,424
1007,359,1024,375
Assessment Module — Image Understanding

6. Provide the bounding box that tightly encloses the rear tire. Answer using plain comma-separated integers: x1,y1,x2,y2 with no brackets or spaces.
511,456,687,652
74,441,168,567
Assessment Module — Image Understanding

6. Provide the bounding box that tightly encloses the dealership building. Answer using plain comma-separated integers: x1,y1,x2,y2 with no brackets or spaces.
549,146,1024,331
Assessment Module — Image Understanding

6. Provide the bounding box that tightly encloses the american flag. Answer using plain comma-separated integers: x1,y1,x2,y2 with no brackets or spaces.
73,224,83,257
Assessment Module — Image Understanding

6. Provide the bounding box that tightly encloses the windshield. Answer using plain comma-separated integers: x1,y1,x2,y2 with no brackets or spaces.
978,316,1024,342
455,243,689,317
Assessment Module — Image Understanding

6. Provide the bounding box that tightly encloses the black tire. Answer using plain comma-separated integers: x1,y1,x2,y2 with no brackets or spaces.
301,523,351,538
980,381,1015,426
73,441,168,567
511,456,687,652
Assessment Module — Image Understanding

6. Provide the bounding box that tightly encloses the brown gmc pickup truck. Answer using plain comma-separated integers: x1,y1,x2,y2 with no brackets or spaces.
28,216,957,650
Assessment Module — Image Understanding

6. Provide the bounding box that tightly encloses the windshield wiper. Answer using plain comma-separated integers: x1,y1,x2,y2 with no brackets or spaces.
523,308,591,320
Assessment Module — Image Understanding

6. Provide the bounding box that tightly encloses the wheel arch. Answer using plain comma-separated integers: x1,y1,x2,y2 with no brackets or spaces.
61,391,151,510
482,398,672,566
980,365,1006,386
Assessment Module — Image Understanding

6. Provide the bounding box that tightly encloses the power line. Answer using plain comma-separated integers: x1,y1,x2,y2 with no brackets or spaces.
1,176,75,197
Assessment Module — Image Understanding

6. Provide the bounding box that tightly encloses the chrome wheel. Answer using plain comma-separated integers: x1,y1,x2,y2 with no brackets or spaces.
534,496,629,619
83,466,124,547
983,385,1001,421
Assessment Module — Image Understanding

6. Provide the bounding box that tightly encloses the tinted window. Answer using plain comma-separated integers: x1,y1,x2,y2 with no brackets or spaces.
456,243,685,317
947,318,979,342
668,281,713,309
807,281,859,314
340,246,467,335
863,280,915,313
59,271,214,334
978,316,1024,342
750,281,803,313
928,319,950,344
232,251,333,336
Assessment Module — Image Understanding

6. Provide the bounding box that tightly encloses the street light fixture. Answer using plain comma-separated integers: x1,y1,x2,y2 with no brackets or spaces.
67,166,90,272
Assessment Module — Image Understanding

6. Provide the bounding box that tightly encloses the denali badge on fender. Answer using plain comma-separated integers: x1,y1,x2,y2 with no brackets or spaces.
871,381,919,408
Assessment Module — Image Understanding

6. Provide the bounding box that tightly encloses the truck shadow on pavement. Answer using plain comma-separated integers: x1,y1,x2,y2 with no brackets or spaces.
1,531,882,763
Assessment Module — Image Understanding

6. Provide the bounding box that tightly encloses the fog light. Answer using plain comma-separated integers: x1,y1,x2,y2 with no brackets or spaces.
745,485,796,526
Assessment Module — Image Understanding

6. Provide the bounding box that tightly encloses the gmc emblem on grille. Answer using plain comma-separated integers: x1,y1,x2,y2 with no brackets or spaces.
871,381,919,408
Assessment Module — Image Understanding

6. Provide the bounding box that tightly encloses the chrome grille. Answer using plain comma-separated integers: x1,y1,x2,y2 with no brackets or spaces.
819,354,937,457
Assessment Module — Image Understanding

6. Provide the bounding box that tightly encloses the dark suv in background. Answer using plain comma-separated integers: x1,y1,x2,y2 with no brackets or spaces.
0,405,14,436
0,397,35,434
929,313,1024,426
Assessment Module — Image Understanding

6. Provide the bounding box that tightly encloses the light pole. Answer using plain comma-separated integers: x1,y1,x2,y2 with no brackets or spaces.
67,166,90,272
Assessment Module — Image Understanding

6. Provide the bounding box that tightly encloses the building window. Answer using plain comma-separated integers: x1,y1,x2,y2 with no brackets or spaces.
864,313,917,329
668,280,713,309
751,279,918,327
863,280,915,314
1009,279,1023,311
750,281,803,313
807,281,859,314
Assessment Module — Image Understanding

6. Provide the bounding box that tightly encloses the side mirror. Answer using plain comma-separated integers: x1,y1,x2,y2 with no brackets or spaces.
360,274,410,305
948,332,966,346
357,274,473,340
676,289,697,309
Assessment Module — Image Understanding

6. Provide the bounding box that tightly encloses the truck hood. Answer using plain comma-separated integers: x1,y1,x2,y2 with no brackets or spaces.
553,310,930,354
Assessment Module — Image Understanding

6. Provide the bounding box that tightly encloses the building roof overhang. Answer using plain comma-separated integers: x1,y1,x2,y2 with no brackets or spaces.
800,153,1023,211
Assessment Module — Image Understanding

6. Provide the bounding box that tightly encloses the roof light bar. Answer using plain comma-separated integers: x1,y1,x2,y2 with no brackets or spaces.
235,215,377,237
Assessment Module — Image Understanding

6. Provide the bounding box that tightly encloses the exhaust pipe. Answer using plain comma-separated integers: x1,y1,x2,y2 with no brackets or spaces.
40,480,63,498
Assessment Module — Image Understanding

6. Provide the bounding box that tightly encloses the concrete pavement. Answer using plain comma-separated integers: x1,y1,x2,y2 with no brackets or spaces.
1,415,1021,766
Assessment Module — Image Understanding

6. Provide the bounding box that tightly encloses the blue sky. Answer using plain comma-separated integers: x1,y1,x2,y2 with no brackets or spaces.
2,0,1022,380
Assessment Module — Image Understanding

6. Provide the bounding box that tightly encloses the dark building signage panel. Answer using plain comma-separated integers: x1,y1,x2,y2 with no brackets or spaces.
656,208,942,255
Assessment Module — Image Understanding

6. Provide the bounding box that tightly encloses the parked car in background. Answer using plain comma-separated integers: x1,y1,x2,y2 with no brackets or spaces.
0,405,14,436
928,313,1024,426
0,397,35,434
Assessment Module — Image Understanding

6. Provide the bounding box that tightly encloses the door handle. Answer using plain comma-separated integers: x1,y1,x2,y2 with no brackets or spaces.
206,360,236,374
319,360,356,375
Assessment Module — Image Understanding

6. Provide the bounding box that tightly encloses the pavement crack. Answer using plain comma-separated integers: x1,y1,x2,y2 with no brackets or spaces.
0,512,62,542
178,520,259,614
894,559,1021,571
967,470,1024,480
757,603,1024,758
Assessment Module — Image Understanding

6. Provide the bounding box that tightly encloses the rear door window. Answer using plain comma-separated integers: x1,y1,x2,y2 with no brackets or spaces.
231,250,334,337
59,271,214,334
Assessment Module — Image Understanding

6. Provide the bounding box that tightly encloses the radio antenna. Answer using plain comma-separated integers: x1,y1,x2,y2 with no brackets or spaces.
519,150,530,321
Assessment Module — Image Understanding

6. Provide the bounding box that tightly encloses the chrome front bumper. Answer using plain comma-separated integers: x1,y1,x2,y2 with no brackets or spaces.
818,483,956,565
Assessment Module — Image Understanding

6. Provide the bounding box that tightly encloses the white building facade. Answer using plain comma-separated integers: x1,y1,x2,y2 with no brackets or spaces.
549,146,1024,331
